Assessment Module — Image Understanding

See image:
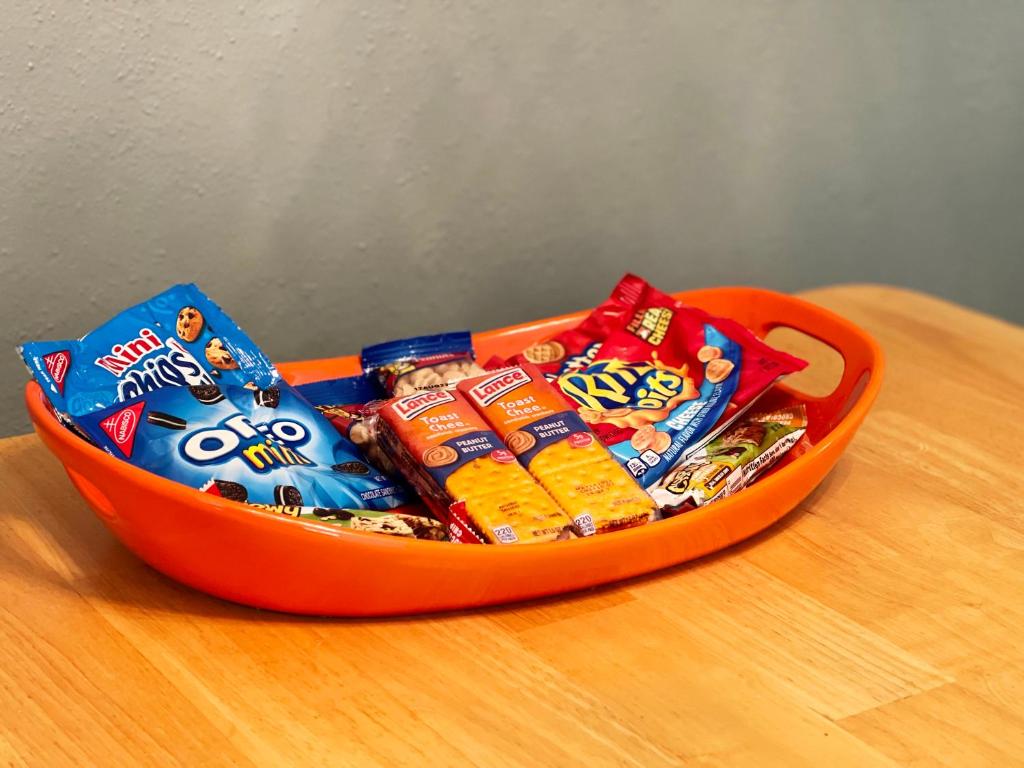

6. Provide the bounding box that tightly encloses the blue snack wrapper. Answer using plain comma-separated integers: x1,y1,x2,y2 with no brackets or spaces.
18,284,278,419
294,373,384,409
361,331,474,371
294,373,400,478
77,382,412,510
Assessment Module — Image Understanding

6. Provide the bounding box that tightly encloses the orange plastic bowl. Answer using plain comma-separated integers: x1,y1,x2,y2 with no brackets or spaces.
25,287,882,616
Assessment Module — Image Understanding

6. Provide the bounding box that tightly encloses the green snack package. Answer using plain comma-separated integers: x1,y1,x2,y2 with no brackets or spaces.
650,405,807,514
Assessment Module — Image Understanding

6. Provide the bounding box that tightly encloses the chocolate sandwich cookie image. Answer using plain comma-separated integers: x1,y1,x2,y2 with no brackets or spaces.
312,507,355,520
175,305,205,343
189,384,225,405
274,485,303,507
252,386,280,409
205,479,249,503
145,411,187,430
331,461,370,475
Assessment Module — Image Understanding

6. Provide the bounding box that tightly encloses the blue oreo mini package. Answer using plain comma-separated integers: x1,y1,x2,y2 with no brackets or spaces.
77,382,411,510
18,284,278,419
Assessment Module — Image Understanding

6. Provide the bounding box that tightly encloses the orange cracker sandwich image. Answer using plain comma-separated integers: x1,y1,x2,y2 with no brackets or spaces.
458,364,657,535
375,388,574,544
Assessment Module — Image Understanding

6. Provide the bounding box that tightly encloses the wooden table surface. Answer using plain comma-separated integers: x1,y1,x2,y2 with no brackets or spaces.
2,285,1023,767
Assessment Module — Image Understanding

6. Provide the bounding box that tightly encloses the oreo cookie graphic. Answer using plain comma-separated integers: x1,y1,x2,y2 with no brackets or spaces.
146,411,187,430
331,461,370,475
274,484,303,507
189,384,225,405
253,386,281,409
211,479,248,503
312,507,355,520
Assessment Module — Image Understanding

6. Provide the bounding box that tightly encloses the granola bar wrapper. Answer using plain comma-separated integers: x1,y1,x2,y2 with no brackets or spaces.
650,405,808,513
250,504,446,541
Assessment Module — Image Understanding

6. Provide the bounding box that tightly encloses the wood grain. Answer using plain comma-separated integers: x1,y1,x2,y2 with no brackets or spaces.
1,285,1022,767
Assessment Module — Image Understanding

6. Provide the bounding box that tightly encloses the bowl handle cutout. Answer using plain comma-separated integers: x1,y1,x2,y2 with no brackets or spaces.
744,291,880,424
762,326,846,399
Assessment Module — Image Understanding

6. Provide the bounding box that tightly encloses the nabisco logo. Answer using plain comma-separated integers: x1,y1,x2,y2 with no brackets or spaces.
98,402,145,457
468,368,531,406
111,410,135,444
42,350,71,395
392,390,455,421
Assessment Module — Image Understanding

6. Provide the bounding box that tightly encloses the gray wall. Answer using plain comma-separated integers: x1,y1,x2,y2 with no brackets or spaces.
2,1,1022,437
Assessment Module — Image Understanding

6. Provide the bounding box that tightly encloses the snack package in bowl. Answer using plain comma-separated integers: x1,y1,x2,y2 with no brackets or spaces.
374,389,575,544
18,284,277,420
19,284,416,514
552,276,807,487
361,331,487,397
295,374,398,477
650,405,808,513
251,504,447,541
457,364,656,535
76,382,413,511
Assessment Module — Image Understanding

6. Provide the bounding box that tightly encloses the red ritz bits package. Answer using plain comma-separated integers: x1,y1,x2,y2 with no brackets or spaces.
537,275,809,487
591,276,809,415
